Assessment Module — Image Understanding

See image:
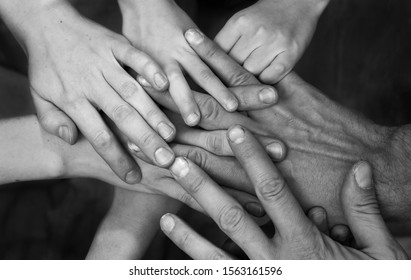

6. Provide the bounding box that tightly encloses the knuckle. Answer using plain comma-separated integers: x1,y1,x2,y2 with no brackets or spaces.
227,71,254,86
256,176,286,202
118,81,140,99
203,44,219,59
206,133,224,155
92,130,113,149
219,205,246,234
178,192,197,208
186,149,207,168
256,25,268,36
199,68,216,82
198,96,221,121
234,14,249,26
144,107,160,121
186,174,208,194
138,131,156,147
112,104,134,122
178,231,195,250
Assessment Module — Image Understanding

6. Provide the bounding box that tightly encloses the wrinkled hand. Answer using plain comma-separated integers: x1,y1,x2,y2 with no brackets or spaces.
215,0,329,84
120,0,240,126
160,127,407,260
156,30,396,228
28,2,176,184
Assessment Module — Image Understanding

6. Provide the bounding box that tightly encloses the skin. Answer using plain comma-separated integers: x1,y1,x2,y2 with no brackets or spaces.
118,0,243,126
143,29,411,232
215,0,330,84
0,0,177,185
160,126,408,260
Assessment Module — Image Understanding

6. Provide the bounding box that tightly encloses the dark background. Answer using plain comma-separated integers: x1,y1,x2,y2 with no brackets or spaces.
0,0,410,259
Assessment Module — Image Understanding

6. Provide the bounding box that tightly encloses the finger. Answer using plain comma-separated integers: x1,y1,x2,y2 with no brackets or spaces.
259,51,298,85
63,98,141,183
169,157,271,258
221,239,247,260
32,94,78,144
227,125,312,238
95,84,175,168
180,55,239,112
214,20,241,53
185,28,259,86
229,85,278,111
341,161,401,252
160,214,233,260
172,144,252,194
224,188,266,218
330,225,352,246
105,69,176,142
243,45,279,76
307,207,329,235
228,36,259,65
166,65,201,126
113,42,169,91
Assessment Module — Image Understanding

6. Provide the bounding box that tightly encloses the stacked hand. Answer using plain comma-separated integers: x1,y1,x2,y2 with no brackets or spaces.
160,126,407,260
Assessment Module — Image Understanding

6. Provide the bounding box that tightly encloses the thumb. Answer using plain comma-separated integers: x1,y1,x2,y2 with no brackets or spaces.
341,161,397,251
32,94,78,145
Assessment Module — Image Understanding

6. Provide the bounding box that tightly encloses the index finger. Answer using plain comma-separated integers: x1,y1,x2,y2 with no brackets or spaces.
185,28,259,87
227,125,312,238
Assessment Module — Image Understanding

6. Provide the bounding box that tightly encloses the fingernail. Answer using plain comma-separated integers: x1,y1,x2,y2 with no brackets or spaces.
225,99,239,112
154,73,168,89
154,147,175,166
127,142,140,153
311,209,326,224
125,170,140,184
354,161,373,189
228,126,245,144
161,214,175,234
137,75,151,87
266,142,284,160
185,29,204,45
259,88,277,104
185,113,200,126
245,202,266,217
157,122,175,141
170,157,190,178
58,126,72,144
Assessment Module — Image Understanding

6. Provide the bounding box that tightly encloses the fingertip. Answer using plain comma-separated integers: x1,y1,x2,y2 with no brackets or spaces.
58,125,78,145
258,87,278,105
125,168,142,184
265,141,286,161
157,122,176,142
353,161,373,190
153,73,169,91
308,207,326,225
160,213,176,234
169,157,190,178
224,98,239,112
185,28,205,45
330,225,350,244
184,112,201,127
227,125,245,144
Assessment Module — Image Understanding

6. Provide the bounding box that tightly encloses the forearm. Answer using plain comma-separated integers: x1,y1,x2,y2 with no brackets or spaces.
0,115,66,185
87,189,181,260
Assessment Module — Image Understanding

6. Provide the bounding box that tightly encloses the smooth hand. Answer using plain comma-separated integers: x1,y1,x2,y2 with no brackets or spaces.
215,0,329,83
26,2,176,184
119,0,239,126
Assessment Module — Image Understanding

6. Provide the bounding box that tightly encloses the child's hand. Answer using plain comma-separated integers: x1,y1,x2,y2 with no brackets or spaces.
119,0,239,126
27,2,176,184
215,0,329,84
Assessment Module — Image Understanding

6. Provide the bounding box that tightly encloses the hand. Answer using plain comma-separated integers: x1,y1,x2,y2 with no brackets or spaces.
119,0,239,126
26,2,177,184
172,31,409,230
215,0,329,84
160,127,408,259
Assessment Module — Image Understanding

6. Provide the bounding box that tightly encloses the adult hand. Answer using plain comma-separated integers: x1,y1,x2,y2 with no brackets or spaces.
22,1,176,184
177,30,404,229
160,126,408,260
119,0,240,126
215,0,329,84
